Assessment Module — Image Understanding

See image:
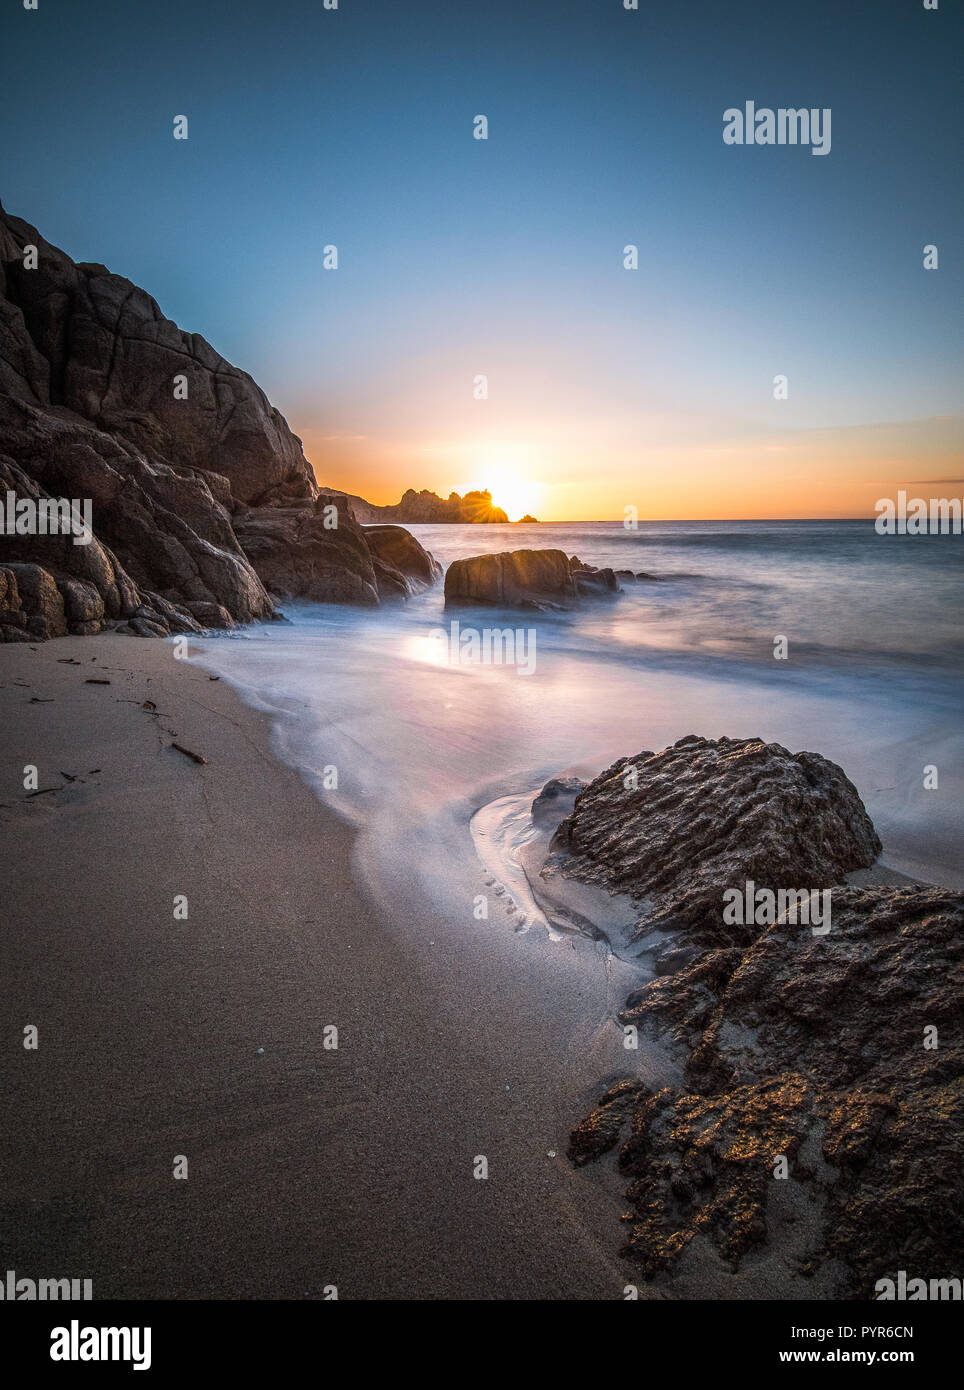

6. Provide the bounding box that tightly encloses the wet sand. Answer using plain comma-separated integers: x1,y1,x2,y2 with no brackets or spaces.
0,636,645,1300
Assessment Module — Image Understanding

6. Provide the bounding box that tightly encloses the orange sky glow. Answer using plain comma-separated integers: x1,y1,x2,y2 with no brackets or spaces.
303,414,964,522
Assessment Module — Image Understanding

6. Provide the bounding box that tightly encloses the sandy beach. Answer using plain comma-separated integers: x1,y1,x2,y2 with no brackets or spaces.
2,582,959,1302
0,635,656,1300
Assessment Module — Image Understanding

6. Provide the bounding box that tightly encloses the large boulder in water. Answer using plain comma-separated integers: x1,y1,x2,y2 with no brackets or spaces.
444,547,618,609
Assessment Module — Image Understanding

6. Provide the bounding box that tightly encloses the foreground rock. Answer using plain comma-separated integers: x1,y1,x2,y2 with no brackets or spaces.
0,202,439,639
550,734,881,940
556,738,962,1296
571,886,963,1297
444,548,619,610
347,487,508,525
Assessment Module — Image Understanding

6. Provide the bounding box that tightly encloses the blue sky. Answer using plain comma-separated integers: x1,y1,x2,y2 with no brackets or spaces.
2,0,961,517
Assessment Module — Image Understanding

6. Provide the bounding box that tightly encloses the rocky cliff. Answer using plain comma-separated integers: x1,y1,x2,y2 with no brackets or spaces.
0,204,439,640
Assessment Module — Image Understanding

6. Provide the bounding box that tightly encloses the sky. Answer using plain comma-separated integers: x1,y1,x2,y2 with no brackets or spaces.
2,0,962,520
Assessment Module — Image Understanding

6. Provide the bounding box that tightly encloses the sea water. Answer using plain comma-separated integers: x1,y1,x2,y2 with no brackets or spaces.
193,519,964,926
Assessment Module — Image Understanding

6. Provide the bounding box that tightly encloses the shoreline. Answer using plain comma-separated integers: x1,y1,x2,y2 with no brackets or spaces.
2,632,955,1300
0,635,641,1300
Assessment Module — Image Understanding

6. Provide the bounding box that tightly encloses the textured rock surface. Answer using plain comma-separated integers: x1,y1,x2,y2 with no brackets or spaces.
5,561,67,639
232,494,379,606
556,738,961,1295
362,524,444,598
0,203,439,638
573,568,619,599
348,487,508,524
569,555,623,595
0,565,28,640
571,886,963,1296
444,547,619,609
551,735,881,938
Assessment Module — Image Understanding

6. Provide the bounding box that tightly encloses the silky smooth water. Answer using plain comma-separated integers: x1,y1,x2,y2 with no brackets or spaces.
194,520,964,914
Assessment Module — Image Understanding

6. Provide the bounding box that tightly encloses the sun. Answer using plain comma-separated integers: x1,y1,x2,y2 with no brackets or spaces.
478,467,542,522
460,446,544,521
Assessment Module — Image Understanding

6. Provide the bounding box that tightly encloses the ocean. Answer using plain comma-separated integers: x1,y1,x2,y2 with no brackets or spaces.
193,519,964,924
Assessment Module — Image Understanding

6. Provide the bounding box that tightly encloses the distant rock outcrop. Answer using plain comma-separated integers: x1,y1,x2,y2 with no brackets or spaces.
553,736,962,1296
347,488,509,525
0,203,439,638
444,548,619,610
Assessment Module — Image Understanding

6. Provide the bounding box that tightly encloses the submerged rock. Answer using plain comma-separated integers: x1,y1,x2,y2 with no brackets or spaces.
531,776,587,828
569,554,621,593
573,567,619,599
444,547,620,610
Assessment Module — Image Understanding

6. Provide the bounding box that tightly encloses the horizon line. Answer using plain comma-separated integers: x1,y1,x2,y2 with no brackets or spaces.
384,515,880,525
